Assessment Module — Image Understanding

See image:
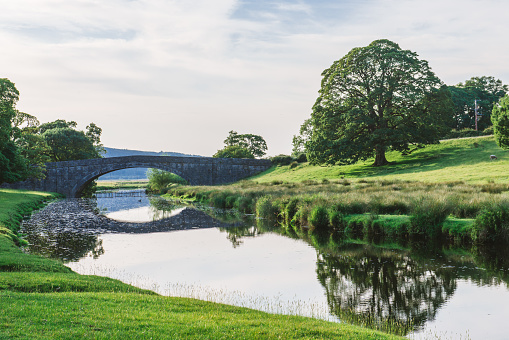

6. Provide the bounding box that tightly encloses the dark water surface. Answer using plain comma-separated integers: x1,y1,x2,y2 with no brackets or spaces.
21,191,509,339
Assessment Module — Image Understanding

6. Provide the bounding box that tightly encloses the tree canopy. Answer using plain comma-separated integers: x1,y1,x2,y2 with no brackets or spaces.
223,131,267,158
213,131,267,159
0,78,27,184
38,119,103,162
306,39,453,166
213,145,254,159
448,76,508,131
492,95,509,149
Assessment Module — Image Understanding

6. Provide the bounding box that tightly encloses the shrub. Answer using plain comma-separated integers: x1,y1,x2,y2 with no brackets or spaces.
289,161,298,169
471,202,509,244
294,153,307,163
308,205,330,232
483,126,494,135
329,210,345,232
283,198,299,225
409,198,450,237
256,196,277,219
270,154,293,166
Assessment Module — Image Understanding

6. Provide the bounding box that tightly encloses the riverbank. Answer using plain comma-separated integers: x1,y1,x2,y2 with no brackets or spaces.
0,188,402,339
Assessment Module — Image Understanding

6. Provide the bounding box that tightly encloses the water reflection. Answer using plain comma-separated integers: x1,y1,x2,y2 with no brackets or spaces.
315,244,456,334
20,193,509,339
22,225,105,262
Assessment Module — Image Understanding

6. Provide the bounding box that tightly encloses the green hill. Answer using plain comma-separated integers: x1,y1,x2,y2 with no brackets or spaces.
256,136,508,184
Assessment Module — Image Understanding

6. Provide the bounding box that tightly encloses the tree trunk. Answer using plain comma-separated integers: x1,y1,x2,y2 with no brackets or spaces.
373,145,388,166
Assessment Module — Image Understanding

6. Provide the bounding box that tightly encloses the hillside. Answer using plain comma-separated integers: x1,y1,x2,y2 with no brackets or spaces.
253,136,509,184
99,147,201,180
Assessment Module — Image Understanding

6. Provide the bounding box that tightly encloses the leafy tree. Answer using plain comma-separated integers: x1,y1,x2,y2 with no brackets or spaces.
306,39,453,166
147,169,187,193
213,145,254,159
223,130,267,158
38,119,104,162
41,128,100,162
448,76,508,131
39,119,77,133
15,133,51,180
0,78,27,184
291,118,312,157
492,95,509,149
11,111,51,180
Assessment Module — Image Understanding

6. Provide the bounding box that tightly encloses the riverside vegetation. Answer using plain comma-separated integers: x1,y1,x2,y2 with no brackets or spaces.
166,136,509,247
0,189,402,339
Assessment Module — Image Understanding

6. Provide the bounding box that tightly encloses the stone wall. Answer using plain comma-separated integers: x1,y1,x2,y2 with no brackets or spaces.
1,156,272,197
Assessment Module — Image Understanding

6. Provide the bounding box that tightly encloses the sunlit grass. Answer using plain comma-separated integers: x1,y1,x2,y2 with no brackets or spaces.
254,136,508,184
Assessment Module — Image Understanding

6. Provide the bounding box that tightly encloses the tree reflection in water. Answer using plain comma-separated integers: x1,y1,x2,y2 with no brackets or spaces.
22,223,105,262
315,243,457,335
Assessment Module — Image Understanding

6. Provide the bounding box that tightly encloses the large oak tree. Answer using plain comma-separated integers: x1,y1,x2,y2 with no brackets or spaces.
306,39,453,166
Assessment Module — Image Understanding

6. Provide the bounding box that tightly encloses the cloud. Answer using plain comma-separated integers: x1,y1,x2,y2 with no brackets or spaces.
1,0,508,156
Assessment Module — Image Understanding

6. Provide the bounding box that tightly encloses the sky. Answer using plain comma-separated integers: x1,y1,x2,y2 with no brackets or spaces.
1,0,509,157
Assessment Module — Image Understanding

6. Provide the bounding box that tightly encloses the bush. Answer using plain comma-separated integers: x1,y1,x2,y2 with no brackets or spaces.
329,210,345,232
283,198,299,225
308,206,330,232
289,161,298,169
471,202,509,244
294,153,307,163
256,196,277,219
409,198,450,237
270,154,293,166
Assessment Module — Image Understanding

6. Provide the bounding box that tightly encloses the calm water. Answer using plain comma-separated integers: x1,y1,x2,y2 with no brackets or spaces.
22,191,509,339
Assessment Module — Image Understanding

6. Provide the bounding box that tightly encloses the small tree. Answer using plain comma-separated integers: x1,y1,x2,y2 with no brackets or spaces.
492,95,509,149
213,145,254,159
147,169,187,193
223,130,267,157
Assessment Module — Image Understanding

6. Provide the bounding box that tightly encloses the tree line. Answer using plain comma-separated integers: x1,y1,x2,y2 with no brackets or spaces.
0,78,103,185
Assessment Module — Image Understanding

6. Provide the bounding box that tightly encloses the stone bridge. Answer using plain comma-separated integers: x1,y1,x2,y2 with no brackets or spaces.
2,156,272,197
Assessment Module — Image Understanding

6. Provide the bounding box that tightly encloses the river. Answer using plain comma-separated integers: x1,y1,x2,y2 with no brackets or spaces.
21,190,509,339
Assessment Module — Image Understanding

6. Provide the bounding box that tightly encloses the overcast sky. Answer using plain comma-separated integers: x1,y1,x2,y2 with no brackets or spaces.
2,0,508,156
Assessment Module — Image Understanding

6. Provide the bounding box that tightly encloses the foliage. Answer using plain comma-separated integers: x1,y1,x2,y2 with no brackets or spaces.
41,128,100,162
213,145,254,159
253,136,509,184
223,130,268,158
270,154,293,165
15,133,51,180
471,202,509,244
291,118,312,157
0,78,27,184
442,127,492,140
306,39,453,167
492,95,509,149
147,169,187,193
308,205,330,232
448,76,508,131
409,198,451,238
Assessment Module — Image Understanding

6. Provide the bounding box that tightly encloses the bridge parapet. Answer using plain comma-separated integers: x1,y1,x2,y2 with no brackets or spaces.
1,156,272,197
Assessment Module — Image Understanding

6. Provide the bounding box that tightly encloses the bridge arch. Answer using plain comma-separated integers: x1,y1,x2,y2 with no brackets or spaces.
1,155,272,198
72,164,191,198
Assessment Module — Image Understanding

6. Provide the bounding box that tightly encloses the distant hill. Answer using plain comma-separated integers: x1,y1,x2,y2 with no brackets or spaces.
98,147,201,180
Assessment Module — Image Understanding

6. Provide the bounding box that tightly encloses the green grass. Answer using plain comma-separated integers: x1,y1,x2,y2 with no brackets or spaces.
96,179,148,191
0,291,402,340
0,188,403,339
255,136,508,183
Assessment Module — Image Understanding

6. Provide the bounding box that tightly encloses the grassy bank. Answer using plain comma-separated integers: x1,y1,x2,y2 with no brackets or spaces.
0,189,402,339
166,137,509,245
260,136,508,183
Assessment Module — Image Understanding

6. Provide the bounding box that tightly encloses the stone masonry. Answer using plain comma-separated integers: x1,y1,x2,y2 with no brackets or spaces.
2,156,272,198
